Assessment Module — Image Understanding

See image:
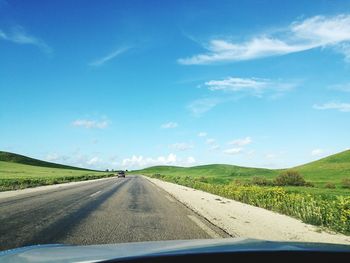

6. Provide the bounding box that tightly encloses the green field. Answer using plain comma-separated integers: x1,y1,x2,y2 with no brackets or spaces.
0,151,112,191
136,150,350,197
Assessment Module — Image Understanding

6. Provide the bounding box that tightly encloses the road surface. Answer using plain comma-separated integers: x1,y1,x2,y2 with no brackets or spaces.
0,175,229,251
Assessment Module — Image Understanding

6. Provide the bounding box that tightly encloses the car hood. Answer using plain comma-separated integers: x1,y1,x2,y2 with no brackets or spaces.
1,238,350,263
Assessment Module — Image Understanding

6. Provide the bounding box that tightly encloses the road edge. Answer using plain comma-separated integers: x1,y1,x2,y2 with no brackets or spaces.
143,175,233,239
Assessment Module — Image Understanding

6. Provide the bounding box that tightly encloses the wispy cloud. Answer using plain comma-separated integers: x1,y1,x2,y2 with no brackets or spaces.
223,147,243,155
72,119,109,129
178,14,350,64
206,77,268,92
170,142,194,151
313,102,350,112
204,76,296,99
161,122,178,129
188,77,296,117
228,136,252,146
89,47,130,67
0,26,52,54
187,98,221,117
206,77,295,94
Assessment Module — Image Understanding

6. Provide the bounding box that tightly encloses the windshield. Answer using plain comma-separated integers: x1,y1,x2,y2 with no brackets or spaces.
1,0,350,253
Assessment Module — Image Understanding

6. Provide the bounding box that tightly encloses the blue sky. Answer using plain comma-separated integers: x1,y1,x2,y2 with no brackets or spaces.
1,0,350,170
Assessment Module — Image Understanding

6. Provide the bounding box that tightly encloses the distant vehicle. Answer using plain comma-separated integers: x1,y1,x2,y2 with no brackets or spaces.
117,171,125,178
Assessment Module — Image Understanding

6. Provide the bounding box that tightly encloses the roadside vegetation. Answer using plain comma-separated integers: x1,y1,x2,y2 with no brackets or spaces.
0,152,113,191
136,150,350,235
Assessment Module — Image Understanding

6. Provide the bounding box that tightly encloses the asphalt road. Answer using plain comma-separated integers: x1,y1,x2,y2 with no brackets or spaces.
0,175,229,251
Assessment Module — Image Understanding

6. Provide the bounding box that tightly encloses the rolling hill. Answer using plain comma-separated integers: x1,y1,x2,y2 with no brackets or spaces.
135,164,278,184
294,149,350,183
135,150,350,185
0,151,91,171
0,151,111,191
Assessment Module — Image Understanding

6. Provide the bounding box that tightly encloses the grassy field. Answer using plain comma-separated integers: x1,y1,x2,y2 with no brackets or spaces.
0,152,112,191
135,150,350,234
137,164,278,183
294,150,350,185
136,150,350,197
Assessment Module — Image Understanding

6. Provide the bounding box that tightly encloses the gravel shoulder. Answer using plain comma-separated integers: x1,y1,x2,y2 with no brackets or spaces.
144,176,350,245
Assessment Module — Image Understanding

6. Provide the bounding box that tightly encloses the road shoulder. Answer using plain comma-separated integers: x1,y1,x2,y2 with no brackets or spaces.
143,176,350,245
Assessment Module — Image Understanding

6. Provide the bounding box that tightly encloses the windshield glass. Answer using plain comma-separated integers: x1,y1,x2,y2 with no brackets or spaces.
1,0,350,253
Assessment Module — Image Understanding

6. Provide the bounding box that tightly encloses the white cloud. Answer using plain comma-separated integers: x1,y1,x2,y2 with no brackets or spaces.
170,142,194,151
204,77,295,96
206,77,268,92
178,38,307,64
223,147,243,155
0,26,52,54
190,78,295,117
291,15,350,44
228,137,252,146
311,149,325,156
313,102,350,112
178,14,350,64
121,153,196,169
161,122,178,129
72,119,109,129
89,47,130,67
206,138,216,145
188,98,221,116
198,132,207,137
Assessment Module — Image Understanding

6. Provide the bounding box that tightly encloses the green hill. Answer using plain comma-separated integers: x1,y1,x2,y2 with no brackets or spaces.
0,151,91,171
135,164,279,184
135,150,350,187
0,151,112,191
293,149,350,184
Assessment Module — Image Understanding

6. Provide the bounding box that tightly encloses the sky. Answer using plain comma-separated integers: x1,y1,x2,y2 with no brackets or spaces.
1,0,350,170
